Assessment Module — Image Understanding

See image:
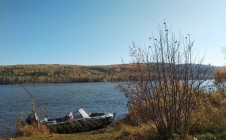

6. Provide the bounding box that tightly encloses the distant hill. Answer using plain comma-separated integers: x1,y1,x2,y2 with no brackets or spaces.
0,64,126,84
0,64,218,85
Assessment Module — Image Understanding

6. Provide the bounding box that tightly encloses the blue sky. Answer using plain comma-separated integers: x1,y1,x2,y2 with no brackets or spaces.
0,0,226,66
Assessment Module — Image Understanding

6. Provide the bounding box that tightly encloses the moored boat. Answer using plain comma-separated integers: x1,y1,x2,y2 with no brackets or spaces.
21,85,115,134
40,108,115,133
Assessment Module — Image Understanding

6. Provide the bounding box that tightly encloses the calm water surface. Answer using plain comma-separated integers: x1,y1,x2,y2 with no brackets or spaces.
0,82,127,137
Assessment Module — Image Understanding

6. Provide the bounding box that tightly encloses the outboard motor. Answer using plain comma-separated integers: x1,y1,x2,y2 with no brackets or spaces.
25,112,39,124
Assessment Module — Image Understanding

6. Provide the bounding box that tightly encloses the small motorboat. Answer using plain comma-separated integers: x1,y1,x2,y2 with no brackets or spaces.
21,86,115,134
40,108,115,133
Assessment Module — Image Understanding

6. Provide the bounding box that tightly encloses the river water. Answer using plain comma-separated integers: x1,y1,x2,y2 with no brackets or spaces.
0,82,127,137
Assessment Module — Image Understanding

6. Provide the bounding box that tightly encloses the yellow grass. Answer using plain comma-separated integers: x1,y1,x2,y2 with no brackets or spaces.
7,121,157,140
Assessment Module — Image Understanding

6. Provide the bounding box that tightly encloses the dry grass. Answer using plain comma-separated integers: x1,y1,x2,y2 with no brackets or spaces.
16,112,50,137
9,120,157,140
16,123,50,137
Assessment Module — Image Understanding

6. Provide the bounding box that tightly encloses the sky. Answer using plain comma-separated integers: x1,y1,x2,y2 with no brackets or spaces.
0,0,226,66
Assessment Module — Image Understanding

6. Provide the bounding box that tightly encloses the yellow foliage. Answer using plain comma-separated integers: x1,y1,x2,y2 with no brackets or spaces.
214,69,226,83
190,92,226,134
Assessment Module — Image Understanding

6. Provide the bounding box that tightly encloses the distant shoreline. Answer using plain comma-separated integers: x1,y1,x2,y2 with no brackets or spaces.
0,64,124,85
0,64,216,85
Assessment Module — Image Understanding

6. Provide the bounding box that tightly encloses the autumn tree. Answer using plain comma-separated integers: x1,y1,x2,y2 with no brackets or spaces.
213,47,226,92
214,69,226,93
118,23,210,139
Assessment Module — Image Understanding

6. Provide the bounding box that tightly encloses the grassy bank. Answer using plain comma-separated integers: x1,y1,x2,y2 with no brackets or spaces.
5,121,156,140
6,121,224,140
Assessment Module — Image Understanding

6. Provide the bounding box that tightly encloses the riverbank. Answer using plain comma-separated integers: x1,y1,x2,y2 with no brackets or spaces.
3,120,224,140
3,121,156,140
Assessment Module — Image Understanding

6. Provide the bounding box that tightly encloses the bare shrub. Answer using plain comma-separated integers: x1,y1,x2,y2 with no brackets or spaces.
118,23,210,139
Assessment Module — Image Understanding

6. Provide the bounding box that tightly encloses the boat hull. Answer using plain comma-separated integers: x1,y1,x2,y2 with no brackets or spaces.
46,114,114,133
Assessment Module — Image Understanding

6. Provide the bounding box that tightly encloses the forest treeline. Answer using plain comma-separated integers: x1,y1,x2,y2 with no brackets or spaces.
0,64,216,85
0,64,125,84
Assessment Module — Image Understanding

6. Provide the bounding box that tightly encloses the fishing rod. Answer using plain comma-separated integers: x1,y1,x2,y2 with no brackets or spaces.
19,84,54,119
